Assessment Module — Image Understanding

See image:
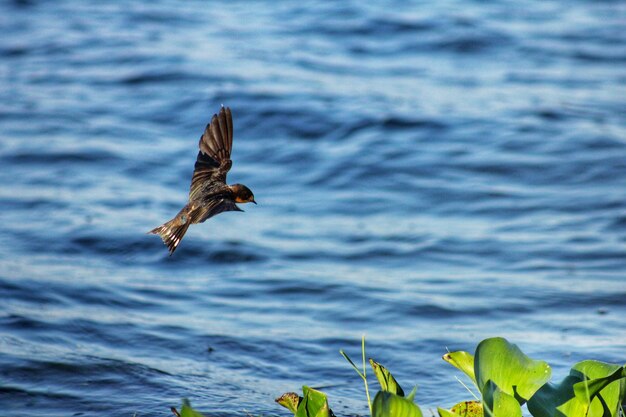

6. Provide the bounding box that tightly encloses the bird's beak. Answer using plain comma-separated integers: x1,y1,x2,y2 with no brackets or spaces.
251,199,257,205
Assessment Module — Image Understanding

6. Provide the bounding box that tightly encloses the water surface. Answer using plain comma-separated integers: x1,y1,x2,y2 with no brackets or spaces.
1,1,625,415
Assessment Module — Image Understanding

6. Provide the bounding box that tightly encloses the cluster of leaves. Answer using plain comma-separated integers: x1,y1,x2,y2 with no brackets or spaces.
275,337,625,417
174,337,625,417
440,337,625,417
276,336,422,417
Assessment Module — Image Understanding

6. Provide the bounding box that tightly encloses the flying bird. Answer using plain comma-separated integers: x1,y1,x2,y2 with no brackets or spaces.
149,106,255,255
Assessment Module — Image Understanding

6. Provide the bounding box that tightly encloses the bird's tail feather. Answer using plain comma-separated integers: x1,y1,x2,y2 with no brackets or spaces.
148,209,190,256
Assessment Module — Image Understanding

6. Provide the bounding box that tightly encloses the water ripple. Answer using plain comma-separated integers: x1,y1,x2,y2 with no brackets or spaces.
1,0,624,415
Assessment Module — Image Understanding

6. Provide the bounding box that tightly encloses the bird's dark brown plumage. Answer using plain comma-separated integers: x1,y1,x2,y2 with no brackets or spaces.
149,106,255,255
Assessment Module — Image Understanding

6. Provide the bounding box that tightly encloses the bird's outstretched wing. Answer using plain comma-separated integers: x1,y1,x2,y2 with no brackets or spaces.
189,106,234,201
189,197,243,224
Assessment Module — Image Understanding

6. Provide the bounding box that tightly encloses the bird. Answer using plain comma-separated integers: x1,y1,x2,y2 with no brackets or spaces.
149,106,256,255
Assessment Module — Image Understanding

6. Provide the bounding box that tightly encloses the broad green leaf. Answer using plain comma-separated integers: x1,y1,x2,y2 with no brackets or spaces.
444,351,476,385
179,399,207,417
528,361,626,417
450,400,483,417
490,389,522,417
572,360,626,417
480,381,518,417
370,359,405,397
372,391,423,417
276,392,302,414
474,337,551,404
437,407,464,417
295,386,331,417
528,374,589,417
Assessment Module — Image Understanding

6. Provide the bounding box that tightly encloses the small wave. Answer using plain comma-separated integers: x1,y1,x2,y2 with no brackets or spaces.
3,149,122,165
119,71,216,86
381,116,448,131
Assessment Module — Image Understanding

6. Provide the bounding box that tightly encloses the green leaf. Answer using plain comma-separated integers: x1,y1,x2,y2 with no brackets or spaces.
372,391,423,417
450,400,483,417
572,360,626,416
444,351,476,385
437,407,464,417
528,361,626,417
295,386,331,417
474,337,551,405
490,389,522,417
340,349,364,379
370,359,405,397
179,399,208,417
528,374,583,417
276,392,302,414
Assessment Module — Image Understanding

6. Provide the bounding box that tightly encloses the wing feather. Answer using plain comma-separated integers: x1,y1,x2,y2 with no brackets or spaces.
210,119,225,160
217,110,229,157
189,107,234,200
225,107,233,152
189,197,243,224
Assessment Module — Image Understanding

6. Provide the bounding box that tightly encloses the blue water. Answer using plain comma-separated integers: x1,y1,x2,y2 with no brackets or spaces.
1,1,625,415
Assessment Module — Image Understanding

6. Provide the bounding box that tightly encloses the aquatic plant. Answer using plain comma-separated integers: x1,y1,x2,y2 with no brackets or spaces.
276,335,425,417
439,337,549,417
171,399,207,417
276,386,335,417
527,361,626,417
174,337,625,417
439,338,625,417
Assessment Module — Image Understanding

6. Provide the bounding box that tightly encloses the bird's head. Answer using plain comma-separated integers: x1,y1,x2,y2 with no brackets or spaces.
231,184,256,204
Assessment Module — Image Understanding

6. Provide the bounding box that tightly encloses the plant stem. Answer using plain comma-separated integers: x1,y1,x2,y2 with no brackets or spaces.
340,336,372,416
362,335,372,416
